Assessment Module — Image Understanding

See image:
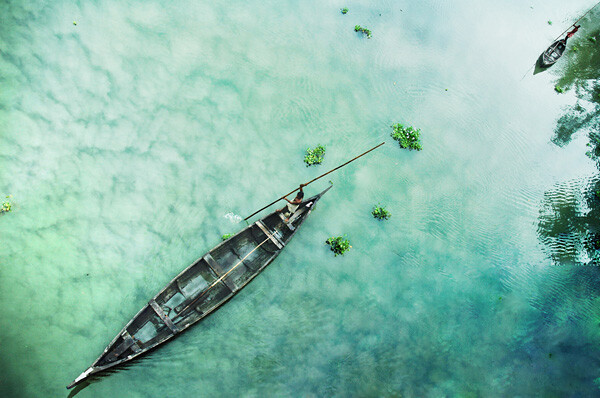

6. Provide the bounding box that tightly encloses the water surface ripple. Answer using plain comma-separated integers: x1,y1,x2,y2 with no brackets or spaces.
1,0,600,397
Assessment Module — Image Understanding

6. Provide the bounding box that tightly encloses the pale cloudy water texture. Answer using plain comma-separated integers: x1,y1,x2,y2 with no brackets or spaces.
1,0,600,396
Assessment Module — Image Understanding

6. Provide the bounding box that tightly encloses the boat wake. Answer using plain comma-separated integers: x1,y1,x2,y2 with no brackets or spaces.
224,212,243,223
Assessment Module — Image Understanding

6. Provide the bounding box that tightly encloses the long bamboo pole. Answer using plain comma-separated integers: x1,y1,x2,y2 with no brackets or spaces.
243,142,385,221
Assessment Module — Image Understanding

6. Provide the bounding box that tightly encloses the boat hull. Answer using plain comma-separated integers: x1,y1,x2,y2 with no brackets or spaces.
67,186,331,389
540,39,566,67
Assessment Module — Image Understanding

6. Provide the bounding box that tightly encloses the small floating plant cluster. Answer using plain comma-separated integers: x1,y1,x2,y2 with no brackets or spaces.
340,7,372,38
1,196,12,214
324,203,391,256
354,25,372,39
372,204,391,220
304,145,326,166
391,123,423,151
303,121,422,255
340,6,373,38
221,233,234,241
326,235,352,256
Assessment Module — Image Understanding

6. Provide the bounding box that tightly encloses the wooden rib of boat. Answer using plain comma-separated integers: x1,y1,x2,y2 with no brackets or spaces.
67,185,331,389
540,38,567,67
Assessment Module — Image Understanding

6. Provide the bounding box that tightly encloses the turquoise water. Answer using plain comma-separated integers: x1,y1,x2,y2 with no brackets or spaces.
2,0,600,396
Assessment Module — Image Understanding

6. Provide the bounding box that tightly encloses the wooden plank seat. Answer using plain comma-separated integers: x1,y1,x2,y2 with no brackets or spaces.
255,220,285,249
203,253,237,292
107,330,142,361
149,299,180,334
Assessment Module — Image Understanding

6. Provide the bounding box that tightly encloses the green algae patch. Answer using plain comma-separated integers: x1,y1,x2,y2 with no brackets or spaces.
391,123,422,151
326,236,351,256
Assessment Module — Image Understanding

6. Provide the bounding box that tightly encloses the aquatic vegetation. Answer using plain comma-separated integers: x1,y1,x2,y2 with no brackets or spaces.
572,45,579,52
304,145,326,166
326,236,351,256
589,36,597,43
1,197,12,214
391,123,423,151
341,7,348,14
221,233,234,241
73,21,77,26
554,85,565,93
548,20,553,25
354,25,372,39
372,204,391,220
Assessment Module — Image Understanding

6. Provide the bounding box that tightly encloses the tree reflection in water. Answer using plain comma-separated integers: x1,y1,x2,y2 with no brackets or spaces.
538,17,600,267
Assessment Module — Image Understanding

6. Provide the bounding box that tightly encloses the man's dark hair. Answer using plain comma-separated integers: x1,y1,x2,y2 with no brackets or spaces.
296,191,304,199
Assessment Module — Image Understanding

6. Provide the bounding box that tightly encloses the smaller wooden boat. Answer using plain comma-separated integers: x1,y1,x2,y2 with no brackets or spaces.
540,38,567,67
67,185,331,389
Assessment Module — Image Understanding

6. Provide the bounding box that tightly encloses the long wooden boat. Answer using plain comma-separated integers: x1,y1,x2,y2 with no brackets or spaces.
540,38,567,67
67,185,331,389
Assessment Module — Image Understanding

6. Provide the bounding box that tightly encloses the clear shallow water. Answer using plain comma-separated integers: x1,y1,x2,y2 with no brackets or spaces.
1,0,600,396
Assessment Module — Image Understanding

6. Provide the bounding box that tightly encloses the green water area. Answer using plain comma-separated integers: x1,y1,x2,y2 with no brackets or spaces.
2,0,600,396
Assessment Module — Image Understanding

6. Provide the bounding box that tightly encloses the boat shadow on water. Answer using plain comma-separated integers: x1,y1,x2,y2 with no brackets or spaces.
66,353,153,397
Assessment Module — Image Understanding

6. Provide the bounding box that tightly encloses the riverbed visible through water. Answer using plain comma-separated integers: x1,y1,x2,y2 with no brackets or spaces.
1,0,600,396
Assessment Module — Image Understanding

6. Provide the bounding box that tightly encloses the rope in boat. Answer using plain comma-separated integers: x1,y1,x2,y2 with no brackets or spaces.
172,232,274,321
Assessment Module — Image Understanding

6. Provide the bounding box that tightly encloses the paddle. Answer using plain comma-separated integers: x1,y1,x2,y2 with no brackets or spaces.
243,142,386,221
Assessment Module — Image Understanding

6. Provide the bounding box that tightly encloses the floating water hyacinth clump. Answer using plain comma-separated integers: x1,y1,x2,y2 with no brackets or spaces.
372,204,391,220
555,85,565,93
326,235,351,256
341,7,348,14
304,145,326,166
354,25,372,38
221,233,234,241
391,123,422,151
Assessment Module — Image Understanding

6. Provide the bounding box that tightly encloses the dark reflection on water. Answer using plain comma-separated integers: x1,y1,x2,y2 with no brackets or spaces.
537,12,600,268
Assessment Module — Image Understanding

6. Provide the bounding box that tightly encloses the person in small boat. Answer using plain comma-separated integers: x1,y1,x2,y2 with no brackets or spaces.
277,184,305,222
566,25,580,40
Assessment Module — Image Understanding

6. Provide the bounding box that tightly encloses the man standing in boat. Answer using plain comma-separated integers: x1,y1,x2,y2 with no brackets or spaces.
566,25,581,40
277,184,305,222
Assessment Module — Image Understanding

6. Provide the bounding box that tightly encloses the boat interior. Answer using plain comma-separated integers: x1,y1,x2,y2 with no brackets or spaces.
94,199,317,368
